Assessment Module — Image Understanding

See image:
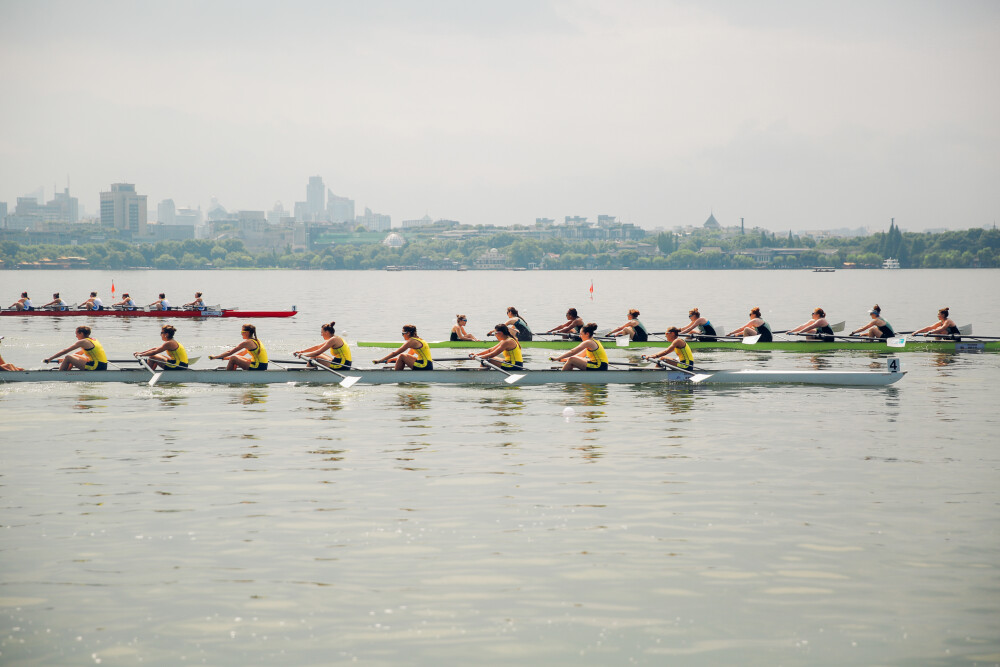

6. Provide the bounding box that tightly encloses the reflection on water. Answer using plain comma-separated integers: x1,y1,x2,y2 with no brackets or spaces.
804,355,833,370
304,392,346,418
477,392,525,418
149,391,187,409
557,383,609,407
72,390,110,411
396,390,431,426
232,388,269,406
931,352,960,369
631,383,698,415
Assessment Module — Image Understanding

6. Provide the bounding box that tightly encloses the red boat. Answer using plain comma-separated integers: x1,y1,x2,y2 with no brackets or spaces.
1,307,297,318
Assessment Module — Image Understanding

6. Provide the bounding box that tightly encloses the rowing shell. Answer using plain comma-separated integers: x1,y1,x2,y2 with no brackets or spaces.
0,308,297,318
358,339,1000,352
0,367,904,386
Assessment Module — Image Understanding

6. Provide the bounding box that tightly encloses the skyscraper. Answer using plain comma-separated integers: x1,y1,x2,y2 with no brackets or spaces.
100,183,147,236
157,199,176,225
327,191,355,224
306,176,325,218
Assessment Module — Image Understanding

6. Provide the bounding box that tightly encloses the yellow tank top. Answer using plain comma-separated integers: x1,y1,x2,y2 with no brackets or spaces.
674,340,694,365
247,339,268,368
167,342,189,366
585,340,608,364
331,339,352,362
83,338,108,364
503,340,523,364
411,337,432,363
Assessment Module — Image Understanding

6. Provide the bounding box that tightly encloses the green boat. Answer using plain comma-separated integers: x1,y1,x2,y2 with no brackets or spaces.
357,339,1000,353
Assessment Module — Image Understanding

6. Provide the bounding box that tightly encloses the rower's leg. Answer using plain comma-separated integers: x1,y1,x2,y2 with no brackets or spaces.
227,357,251,370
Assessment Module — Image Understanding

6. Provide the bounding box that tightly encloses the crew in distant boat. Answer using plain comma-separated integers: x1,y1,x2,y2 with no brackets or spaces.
373,324,433,370
551,322,608,370
912,307,961,340
43,325,108,370
607,309,649,342
41,293,69,311
183,292,207,310
642,327,694,370
0,338,25,371
8,292,32,311
728,307,773,342
149,293,171,311
678,308,717,340
81,292,103,311
546,308,585,340
294,321,352,369
135,325,189,370
209,323,268,370
789,307,834,341
113,293,137,310
487,306,533,341
471,324,524,369
851,304,895,339
450,315,479,341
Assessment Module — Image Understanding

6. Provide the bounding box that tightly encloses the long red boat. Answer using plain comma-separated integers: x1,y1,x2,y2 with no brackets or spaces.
1,307,297,318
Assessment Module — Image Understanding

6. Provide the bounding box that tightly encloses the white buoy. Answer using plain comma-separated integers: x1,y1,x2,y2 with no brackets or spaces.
562,407,575,421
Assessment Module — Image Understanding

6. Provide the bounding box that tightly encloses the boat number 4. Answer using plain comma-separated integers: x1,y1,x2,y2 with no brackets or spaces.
887,358,901,373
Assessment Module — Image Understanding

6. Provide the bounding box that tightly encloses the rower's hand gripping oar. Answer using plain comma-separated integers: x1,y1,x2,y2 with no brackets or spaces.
889,324,972,347
468,353,524,384
295,353,361,388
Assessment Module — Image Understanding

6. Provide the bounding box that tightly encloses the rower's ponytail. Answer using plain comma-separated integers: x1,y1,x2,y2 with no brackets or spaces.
750,307,761,318
322,321,336,335
689,308,700,318
581,322,598,336
939,307,949,317
872,304,881,315
161,325,177,339
813,307,826,318
242,323,258,340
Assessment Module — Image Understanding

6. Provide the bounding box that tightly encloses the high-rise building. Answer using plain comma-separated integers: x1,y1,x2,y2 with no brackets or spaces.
48,188,79,223
356,207,391,232
157,199,176,224
100,183,147,236
0,202,7,228
327,191,355,224
307,176,325,218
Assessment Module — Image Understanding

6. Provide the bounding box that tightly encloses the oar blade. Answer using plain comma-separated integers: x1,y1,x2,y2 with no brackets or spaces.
339,375,361,388
959,323,972,335
688,373,713,383
831,320,846,333
742,335,761,345
887,337,906,348
504,374,525,384
616,335,630,347
148,372,163,387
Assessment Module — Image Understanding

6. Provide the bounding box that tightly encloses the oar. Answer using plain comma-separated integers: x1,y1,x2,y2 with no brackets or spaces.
910,324,972,337
891,324,975,347
474,358,525,384
133,356,163,386
651,358,713,383
110,356,201,365
607,360,644,368
299,355,361,388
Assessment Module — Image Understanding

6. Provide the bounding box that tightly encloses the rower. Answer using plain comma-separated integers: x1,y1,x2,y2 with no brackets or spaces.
788,307,834,342
135,325,189,370
729,307,773,342
373,324,433,370
450,315,480,341
294,321,352,369
471,324,524,369
81,292,104,311
677,308,717,340
912,307,961,340
41,293,69,311
113,293,138,311
149,293,171,311
851,304,895,339
487,306,533,341
8,292,32,311
43,325,108,371
551,322,608,371
608,309,649,342
0,338,25,371
209,323,269,370
546,308,585,340
183,292,207,311
642,326,694,370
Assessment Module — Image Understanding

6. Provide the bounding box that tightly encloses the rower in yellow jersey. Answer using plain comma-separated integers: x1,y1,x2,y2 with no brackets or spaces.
551,322,608,370
44,325,109,371
294,321,352,369
209,323,269,370
134,325,189,370
471,324,524,369
373,324,433,370
642,326,693,370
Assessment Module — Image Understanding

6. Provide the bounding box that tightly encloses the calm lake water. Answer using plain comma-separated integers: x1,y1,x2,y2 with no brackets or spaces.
1,269,998,666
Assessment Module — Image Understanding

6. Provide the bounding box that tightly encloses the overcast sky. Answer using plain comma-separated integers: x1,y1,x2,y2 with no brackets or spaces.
1,0,997,231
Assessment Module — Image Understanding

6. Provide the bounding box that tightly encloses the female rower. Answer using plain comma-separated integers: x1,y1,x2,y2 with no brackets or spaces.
677,308,717,340
373,324,433,370
912,307,961,339
149,293,171,311
551,322,608,371
488,307,533,341
450,315,479,341
43,325,108,371
294,321,352,369
546,308,585,340
608,309,649,342
728,307,773,342
0,338,25,371
471,324,524,369
135,325,189,370
642,326,694,370
113,293,138,310
851,304,895,339
81,292,104,311
183,292,206,310
8,292,32,311
788,307,834,341
209,323,268,370
41,293,69,311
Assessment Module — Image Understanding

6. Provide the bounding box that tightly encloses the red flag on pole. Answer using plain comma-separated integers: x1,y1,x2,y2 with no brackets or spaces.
589,279,594,300
111,279,115,297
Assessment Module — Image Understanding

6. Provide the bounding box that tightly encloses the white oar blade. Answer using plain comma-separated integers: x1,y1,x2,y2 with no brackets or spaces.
148,372,163,386
742,335,761,345
831,320,846,332
616,335,630,347
339,375,361,388
688,373,713,383
504,374,525,384
887,337,906,348
959,324,972,335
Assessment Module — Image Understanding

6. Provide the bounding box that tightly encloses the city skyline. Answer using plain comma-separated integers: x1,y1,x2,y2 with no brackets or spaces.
1,1,998,232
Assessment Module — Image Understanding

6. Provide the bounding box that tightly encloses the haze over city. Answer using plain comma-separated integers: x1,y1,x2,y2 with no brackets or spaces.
1,0,997,232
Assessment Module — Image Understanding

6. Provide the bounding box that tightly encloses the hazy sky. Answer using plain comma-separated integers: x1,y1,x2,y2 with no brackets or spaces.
1,0,997,231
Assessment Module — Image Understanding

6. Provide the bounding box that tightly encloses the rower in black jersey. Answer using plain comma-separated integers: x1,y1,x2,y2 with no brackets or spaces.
851,304,896,339
678,308,717,341
789,307,834,342
728,307,773,342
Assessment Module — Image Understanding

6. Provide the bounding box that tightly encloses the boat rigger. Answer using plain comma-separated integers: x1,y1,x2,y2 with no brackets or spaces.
357,339,999,353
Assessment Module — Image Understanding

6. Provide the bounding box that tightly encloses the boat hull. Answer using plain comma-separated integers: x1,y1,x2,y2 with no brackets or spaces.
0,309,297,318
0,367,904,386
358,339,999,352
